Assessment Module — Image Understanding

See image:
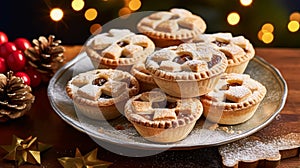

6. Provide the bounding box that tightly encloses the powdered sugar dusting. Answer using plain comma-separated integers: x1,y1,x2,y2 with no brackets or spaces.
48,51,287,151
219,133,300,167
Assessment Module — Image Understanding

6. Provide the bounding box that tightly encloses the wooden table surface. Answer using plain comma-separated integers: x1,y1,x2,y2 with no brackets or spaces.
0,46,299,168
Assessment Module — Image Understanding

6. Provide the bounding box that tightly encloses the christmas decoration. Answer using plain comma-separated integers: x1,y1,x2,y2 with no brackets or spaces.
58,148,112,168
0,71,34,122
24,35,65,80
0,57,7,73
0,135,52,166
0,32,8,45
0,42,17,59
0,31,57,87
14,37,32,51
25,68,42,87
15,72,31,86
6,50,27,72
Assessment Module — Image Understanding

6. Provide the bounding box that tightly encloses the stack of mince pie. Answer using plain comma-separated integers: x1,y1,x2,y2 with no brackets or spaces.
66,8,266,143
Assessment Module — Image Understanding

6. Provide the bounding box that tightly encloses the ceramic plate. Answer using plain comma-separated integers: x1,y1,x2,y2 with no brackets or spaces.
48,52,287,150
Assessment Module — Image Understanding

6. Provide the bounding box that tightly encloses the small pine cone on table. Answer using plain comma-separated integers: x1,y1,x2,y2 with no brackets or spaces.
24,35,65,82
0,71,35,122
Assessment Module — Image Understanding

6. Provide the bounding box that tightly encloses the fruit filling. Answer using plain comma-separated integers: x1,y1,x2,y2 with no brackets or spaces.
117,41,129,47
207,55,222,68
212,40,229,47
92,77,107,86
100,94,112,99
173,54,193,64
152,101,177,109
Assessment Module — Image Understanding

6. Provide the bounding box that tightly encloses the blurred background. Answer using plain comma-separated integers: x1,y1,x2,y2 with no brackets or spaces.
0,0,299,47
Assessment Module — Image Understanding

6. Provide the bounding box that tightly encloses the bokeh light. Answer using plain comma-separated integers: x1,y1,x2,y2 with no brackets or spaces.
258,23,275,44
261,23,274,33
262,32,274,44
257,30,263,41
85,8,98,21
289,12,300,22
288,20,300,32
129,0,141,11
90,23,102,34
119,7,131,18
227,12,240,25
50,8,64,22
240,0,253,6
71,0,85,11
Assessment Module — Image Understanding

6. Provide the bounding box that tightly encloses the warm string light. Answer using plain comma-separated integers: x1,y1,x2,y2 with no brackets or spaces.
257,30,263,40
261,32,274,44
288,11,300,32
119,7,132,18
232,0,252,28
50,8,64,22
240,0,253,6
50,1,295,41
85,8,98,21
72,0,85,11
289,12,300,22
71,0,100,34
288,21,299,32
128,0,141,11
227,12,240,25
258,23,274,44
118,0,142,18
90,23,102,34
261,23,274,33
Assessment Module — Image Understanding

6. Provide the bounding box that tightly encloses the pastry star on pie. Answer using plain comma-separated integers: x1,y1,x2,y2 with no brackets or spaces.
200,73,267,125
137,8,207,47
145,42,228,98
66,69,140,120
86,29,155,71
193,32,255,73
125,91,203,143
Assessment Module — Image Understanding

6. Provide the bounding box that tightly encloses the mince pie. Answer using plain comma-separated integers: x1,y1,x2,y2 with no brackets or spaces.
130,62,158,92
200,73,267,125
137,8,206,47
193,32,255,73
145,42,228,98
86,29,155,71
124,91,203,143
66,69,139,120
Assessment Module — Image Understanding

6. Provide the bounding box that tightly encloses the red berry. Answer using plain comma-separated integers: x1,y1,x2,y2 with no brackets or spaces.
15,72,31,86
6,50,27,71
0,57,7,73
0,42,17,59
25,69,42,87
0,32,8,45
14,38,31,51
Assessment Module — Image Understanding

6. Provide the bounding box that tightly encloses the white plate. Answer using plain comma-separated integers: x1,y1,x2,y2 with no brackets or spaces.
48,52,287,150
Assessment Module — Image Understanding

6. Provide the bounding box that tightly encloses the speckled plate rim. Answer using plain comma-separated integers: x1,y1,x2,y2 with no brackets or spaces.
47,52,288,150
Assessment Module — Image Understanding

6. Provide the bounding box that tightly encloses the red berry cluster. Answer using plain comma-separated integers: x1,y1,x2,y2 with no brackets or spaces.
0,31,42,87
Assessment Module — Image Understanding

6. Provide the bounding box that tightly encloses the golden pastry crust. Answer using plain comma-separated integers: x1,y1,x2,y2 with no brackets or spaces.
200,73,267,125
125,91,203,143
145,43,228,98
86,29,155,71
130,62,158,92
66,69,139,120
193,32,255,73
137,8,206,47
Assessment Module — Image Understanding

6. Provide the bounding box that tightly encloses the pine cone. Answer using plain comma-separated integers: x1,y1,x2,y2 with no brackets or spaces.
0,71,35,122
24,35,65,77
